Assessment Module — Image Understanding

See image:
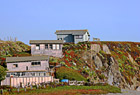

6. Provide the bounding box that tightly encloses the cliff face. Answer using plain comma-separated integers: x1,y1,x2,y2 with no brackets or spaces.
61,41,140,90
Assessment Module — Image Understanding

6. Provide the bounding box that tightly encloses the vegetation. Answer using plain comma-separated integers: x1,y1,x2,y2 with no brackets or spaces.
1,85,121,95
0,40,140,90
0,65,7,85
0,41,31,67
56,66,87,81
54,41,140,88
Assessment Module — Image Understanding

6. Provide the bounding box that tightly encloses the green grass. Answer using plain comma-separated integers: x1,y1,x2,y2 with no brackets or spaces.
3,85,121,95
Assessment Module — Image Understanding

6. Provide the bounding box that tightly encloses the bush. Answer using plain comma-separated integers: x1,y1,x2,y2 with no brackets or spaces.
56,66,87,81
0,65,7,84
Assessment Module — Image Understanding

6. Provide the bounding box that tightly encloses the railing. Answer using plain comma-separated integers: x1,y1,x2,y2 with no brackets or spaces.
69,81,84,86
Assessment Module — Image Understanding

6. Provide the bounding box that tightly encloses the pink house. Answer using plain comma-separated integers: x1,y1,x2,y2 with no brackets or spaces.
30,40,64,57
1,56,53,87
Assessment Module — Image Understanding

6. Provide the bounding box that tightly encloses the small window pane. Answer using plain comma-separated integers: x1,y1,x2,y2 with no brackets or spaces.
36,44,40,50
13,64,18,68
57,44,59,50
50,44,53,49
53,44,56,50
31,62,41,66
45,44,48,49
59,45,61,50
76,35,83,39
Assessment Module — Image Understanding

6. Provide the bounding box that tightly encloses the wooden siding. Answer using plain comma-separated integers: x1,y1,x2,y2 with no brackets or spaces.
1,76,53,87
7,60,49,72
31,44,63,57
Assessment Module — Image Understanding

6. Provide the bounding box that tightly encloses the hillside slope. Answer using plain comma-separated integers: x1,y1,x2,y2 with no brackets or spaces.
53,41,140,90
0,41,30,67
0,40,140,90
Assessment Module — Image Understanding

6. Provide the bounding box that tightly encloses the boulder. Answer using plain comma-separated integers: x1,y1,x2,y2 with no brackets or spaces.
136,86,140,91
94,55,103,69
91,44,101,53
103,44,111,54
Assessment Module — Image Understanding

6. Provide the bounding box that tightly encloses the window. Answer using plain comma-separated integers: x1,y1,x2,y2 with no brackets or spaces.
21,72,25,76
57,44,59,50
31,72,35,76
6,73,10,77
45,44,48,49
31,62,41,66
26,66,28,70
36,44,40,50
52,44,56,49
50,44,53,49
13,64,18,68
59,45,61,50
17,72,20,77
76,35,83,39
44,73,46,76
40,72,44,76
35,72,39,76
58,38,62,40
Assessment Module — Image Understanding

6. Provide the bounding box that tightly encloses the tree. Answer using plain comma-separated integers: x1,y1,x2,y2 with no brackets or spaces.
0,65,7,85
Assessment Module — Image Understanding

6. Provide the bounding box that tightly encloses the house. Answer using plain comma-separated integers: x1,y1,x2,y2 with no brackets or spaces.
30,40,64,57
1,56,53,87
55,29,90,43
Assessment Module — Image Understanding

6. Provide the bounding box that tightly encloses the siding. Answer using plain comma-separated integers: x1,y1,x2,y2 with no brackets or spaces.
1,76,53,87
31,44,63,57
74,35,83,44
56,32,89,43
7,61,49,71
57,34,74,43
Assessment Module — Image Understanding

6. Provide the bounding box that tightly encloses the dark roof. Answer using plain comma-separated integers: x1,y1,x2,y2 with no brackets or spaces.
55,29,90,35
7,70,47,73
6,56,49,63
30,40,64,44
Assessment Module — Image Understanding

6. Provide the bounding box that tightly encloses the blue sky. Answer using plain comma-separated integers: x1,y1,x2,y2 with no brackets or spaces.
0,0,140,44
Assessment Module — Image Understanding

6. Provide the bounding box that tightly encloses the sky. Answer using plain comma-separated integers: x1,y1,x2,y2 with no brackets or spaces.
0,0,140,44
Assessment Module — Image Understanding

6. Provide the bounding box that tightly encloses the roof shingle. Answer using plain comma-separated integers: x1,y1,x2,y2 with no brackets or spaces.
6,56,49,63
55,29,90,35
30,40,64,44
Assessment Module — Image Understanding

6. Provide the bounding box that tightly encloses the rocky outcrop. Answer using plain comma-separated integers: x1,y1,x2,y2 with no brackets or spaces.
94,55,102,69
62,41,140,90
103,44,111,54
91,44,101,53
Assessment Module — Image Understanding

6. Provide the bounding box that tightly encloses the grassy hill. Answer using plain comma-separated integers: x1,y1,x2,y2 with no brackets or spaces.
0,41,30,67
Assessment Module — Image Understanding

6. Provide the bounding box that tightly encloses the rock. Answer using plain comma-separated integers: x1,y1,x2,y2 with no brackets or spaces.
91,44,101,53
128,53,138,68
94,55,102,69
128,53,135,63
136,86,140,91
107,70,113,85
103,44,111,54
104,63,108,68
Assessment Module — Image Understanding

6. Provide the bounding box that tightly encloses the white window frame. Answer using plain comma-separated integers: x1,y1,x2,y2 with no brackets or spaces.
57,44,59,50
36,44,40,50
53,44,56,50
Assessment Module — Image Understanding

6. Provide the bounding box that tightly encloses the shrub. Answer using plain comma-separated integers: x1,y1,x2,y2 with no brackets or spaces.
0,65,7,85
56,66,87,81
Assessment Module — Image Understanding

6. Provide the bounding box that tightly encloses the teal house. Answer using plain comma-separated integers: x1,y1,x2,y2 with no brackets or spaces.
55,29,90,43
